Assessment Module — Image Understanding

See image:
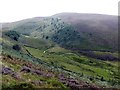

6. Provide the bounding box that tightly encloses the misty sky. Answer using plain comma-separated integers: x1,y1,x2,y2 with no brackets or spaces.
0,0,119,22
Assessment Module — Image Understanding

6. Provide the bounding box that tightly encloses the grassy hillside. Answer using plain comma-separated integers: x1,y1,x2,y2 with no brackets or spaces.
1,32,119,89
1,54,68,89
1,13,119,89
2,13,118,51
53,13,118,51
25,46,119,88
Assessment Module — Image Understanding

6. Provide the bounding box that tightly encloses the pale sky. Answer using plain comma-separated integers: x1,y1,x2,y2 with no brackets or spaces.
0,0,119,22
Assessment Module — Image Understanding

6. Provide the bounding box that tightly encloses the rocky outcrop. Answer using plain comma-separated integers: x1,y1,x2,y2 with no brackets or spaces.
1,65,21,80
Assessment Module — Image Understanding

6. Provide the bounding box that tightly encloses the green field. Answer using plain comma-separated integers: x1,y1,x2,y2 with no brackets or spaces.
25,46,120,88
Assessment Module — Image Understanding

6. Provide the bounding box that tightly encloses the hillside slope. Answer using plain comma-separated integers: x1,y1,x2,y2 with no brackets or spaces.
53,13,118,51
1,13,119,89
1,34,119,89
2,13,118,51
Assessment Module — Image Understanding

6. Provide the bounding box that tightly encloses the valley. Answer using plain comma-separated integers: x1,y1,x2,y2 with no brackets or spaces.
1,13,119,89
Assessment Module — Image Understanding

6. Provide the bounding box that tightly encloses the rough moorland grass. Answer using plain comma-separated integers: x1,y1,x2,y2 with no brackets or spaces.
2,55,68,89
25,46,120,87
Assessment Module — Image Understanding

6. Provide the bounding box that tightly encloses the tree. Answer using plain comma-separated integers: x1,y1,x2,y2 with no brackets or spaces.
12,44,21,51
46,36,49,39
100,76,104,81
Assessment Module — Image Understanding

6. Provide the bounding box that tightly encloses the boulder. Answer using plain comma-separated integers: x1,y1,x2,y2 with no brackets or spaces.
2,66,13,75
20,66,31,73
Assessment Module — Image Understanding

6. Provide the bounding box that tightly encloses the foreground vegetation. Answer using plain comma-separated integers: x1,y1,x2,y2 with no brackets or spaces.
1,33,119,89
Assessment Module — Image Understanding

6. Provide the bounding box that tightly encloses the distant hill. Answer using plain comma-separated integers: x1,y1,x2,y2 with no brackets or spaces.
2,13,118,51
53,13,118,51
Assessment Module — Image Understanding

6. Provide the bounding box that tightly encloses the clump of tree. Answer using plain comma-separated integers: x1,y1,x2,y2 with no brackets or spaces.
12,44,21,51
5,31,20,41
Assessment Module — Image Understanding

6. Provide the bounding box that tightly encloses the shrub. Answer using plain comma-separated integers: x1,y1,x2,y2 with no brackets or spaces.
12,44,21,51
46,36,49,39
100,76,104,81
